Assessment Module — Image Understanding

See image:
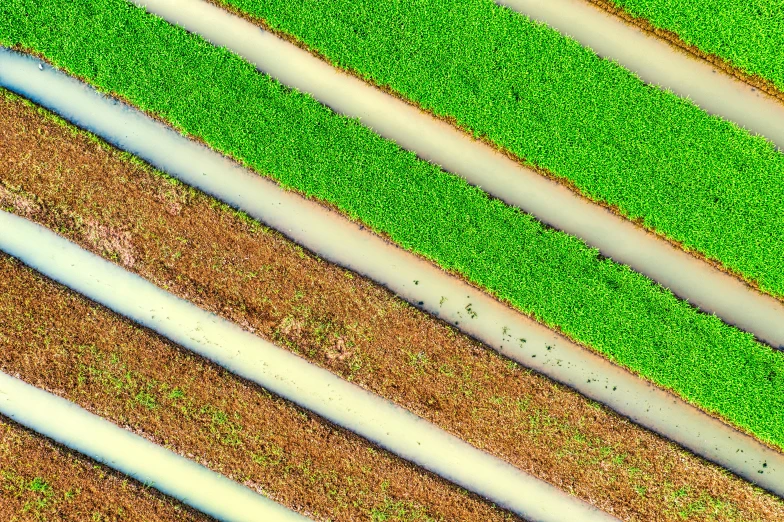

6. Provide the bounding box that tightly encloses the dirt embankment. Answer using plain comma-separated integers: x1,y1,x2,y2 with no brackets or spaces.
0,418,208,521
2,92,783,521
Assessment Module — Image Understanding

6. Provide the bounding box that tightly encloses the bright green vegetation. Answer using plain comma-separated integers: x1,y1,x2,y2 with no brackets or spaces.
1,470,58,516
603,0,784,93
3,0,784,451
211,0,784,299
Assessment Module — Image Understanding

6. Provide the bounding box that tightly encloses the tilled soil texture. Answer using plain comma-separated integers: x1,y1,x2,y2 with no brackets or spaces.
2,92,783,521
0,255,515,522
0,417,208,521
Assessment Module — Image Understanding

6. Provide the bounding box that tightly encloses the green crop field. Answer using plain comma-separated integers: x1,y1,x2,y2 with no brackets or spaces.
3,0,784,454
602,0,784,92
204,0,784,301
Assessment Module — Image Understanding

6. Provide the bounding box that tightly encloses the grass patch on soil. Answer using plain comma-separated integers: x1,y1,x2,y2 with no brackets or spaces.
0,256,510,522
1,472,57,518
3,0,784,453
600,0,784,94
0,419,204,521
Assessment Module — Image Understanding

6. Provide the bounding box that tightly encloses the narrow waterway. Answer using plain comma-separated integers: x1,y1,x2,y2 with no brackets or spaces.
125,0,784,350
0,371,307,521
0,210,618,522
496,0,784,149
1,47,782,498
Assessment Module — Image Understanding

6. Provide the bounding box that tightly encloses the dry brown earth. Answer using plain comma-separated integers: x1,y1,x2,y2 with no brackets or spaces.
0,255,515,522
0,418,208,521
2,91,783,521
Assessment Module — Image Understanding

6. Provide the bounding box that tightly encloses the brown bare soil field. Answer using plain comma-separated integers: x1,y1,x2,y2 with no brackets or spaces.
0,255,514,522
2,91,783,521
0,417,207,521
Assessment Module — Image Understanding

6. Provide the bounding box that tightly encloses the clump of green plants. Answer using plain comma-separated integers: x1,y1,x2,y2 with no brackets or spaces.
0,470,57,516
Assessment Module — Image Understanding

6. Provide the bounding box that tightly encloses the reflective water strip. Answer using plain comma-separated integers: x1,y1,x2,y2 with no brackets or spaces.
0,371,308,522
497,0,784,149
132,0,784,350
1,46,781,498
0,211,619,521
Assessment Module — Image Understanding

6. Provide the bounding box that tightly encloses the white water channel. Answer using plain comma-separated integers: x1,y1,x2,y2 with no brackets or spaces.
498,0,784,150
1,45,783,498
0,371,307,522
128,0,784,351
0,211,616,522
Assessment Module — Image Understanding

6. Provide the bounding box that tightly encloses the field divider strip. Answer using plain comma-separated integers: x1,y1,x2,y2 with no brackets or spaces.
495,0,784,149
126,0,784,350
0,209,615,522
0,370,307,521
1,47,783,498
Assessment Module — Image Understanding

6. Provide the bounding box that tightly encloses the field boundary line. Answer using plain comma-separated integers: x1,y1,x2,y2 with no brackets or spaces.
125,0,784,349
496,0,784,149
198,0,784,310
583,0,784,105
0,210,616,522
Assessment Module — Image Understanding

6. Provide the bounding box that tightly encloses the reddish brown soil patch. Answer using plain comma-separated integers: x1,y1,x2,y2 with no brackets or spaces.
2,91,783,521
0,417,208,521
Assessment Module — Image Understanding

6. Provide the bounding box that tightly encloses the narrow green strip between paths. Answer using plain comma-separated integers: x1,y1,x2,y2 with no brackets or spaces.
212,0,784,299
600,0,784,94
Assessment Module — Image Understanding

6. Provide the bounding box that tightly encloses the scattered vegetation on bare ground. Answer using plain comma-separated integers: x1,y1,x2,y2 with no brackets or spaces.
1,88,782,522
0,254,515,522
0,418,208,522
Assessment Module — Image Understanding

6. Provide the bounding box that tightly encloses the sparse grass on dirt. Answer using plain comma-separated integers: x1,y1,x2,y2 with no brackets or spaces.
2,90,784,522
2,0,784,453
0,418,209,522
0,255,516,522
